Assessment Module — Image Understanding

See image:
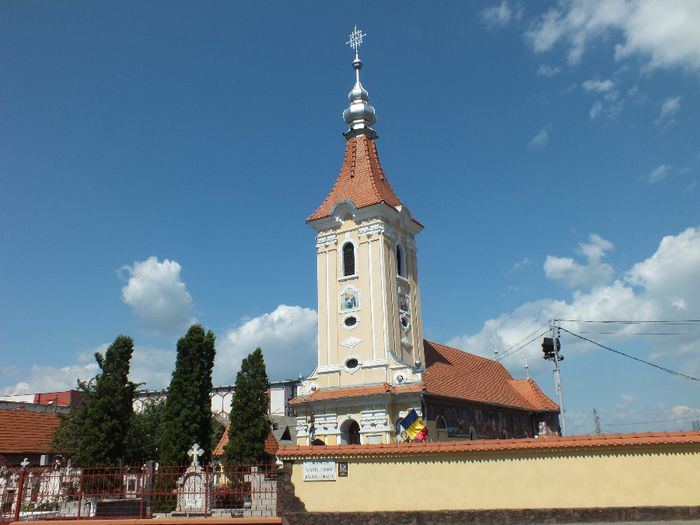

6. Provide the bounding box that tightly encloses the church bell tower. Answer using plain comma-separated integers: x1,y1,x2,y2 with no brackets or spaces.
300,27,426,396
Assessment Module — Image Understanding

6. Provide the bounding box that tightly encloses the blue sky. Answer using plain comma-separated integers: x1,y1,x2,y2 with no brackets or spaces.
1,1,699,435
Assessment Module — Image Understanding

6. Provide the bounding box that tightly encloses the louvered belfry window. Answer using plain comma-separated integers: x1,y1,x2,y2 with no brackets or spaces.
343,242,355,277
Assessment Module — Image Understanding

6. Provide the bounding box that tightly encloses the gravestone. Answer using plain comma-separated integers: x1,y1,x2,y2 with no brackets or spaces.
174,444,212,516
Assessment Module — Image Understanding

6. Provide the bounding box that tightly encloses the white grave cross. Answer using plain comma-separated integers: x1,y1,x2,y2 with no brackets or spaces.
20,458,30,469
187,443,204,468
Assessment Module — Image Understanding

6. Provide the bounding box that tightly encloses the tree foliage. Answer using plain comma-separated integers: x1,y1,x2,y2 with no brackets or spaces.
52,335,135,466
159,324,216,466
224,348,271,467
124,400,166,463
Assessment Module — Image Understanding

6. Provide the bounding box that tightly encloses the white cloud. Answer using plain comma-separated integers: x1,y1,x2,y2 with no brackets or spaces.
647,164,671,184
120,256,195,333
527,0,700,73
582,78,615,93
448,227,700,380
655,96,682,127
215,305,317,384
0,343,177,395
544,233,615,288
481,1,517,29
537,64,562,77
529,124,551,147
589,101,603,119
0,362,99,396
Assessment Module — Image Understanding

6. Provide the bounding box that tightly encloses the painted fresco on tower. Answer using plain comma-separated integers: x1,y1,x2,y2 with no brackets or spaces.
339,286,359,312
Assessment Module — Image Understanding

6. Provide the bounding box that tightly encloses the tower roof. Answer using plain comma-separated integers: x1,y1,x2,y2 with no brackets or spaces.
308,133,403,222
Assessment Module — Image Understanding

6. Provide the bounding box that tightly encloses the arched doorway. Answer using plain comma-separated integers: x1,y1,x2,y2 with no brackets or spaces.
340,419,361,445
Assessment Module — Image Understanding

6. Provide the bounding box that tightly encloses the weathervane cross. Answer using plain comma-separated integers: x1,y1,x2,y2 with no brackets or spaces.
346,25,367,55
187,443,204,468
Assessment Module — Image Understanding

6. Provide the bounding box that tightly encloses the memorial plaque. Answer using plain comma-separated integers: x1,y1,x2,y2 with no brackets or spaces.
303,460,336,481
338,462,348,477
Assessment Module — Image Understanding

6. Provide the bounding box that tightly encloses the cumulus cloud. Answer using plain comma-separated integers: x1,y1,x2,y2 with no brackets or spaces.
0,343,177,395
215,305,317,384
120,256,195,333
529,124,551,147
655,96,682,127
449,227,700,379
481,1,519,29
544,233,615,288
527,0,700,73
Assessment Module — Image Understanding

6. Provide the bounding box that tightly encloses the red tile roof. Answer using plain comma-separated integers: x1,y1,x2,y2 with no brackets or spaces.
277,431,700,458
213,428,279,457
423,340,558,412
290,341,558,413
308,134,403,222
508,378,559,411
289,383,425,405
0,408,61,454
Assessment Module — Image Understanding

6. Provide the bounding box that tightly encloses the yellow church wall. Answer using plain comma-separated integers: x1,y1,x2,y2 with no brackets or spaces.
287,444,700,511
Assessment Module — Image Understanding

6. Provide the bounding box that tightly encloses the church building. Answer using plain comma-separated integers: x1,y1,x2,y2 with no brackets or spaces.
291,29,560,446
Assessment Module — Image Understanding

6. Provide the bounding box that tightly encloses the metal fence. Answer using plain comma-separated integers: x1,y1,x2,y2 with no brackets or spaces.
0,463,278,522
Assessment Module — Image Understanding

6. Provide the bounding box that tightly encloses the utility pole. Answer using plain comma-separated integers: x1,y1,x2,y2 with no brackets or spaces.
593,408,601,435
549,319,567,436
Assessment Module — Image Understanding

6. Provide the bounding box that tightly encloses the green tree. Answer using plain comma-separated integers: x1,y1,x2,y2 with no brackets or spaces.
224,348,271,467
159,324,216,466
124,400,166,463
52,335,136,466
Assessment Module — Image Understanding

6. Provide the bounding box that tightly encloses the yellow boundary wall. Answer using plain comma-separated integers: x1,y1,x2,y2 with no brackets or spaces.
281,437,700,512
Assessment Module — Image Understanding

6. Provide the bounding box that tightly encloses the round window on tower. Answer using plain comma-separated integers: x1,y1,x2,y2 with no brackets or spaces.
345,358,359,370
344,316,357,327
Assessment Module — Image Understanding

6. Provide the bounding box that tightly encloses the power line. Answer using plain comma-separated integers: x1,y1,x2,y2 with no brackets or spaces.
558,326,700,382
604,415,700,427
557,319,700,325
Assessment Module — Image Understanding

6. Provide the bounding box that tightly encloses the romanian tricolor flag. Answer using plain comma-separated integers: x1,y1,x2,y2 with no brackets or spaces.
400,409,428,442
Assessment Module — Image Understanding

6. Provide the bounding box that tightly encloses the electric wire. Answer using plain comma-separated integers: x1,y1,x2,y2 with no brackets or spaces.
558,326,700,382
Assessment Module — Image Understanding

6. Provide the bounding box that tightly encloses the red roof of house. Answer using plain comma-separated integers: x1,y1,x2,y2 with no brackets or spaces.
288,383,424,405
277,431,700,458
0,408,61,454
33,390,82,407
308,134,403,222
291,340,558,413
423,340,558,412
213,428,279,457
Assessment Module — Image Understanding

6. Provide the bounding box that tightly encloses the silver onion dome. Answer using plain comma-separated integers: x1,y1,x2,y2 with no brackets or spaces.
343,55,377,132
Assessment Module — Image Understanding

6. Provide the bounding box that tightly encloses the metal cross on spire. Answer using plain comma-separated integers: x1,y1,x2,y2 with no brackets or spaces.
346,25,367,57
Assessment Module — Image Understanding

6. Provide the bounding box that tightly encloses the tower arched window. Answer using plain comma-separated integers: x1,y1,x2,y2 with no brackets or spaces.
342,242,355,277
396,244,405,278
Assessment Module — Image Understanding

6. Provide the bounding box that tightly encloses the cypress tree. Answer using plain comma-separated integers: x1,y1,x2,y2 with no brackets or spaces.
53,335,135,466
224,348,271,467
159,324,216,465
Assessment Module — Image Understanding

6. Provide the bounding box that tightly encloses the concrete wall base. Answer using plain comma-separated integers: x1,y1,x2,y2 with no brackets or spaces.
282,506,700,525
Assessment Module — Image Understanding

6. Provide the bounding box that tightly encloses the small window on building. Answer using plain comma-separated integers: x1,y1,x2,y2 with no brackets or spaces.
396,244,405,277
281,426,292,441
345,358,359,370
343,242,355,277
344,316,357,327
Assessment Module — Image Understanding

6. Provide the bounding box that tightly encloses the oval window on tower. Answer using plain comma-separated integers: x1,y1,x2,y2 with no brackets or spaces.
344,316,357,327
